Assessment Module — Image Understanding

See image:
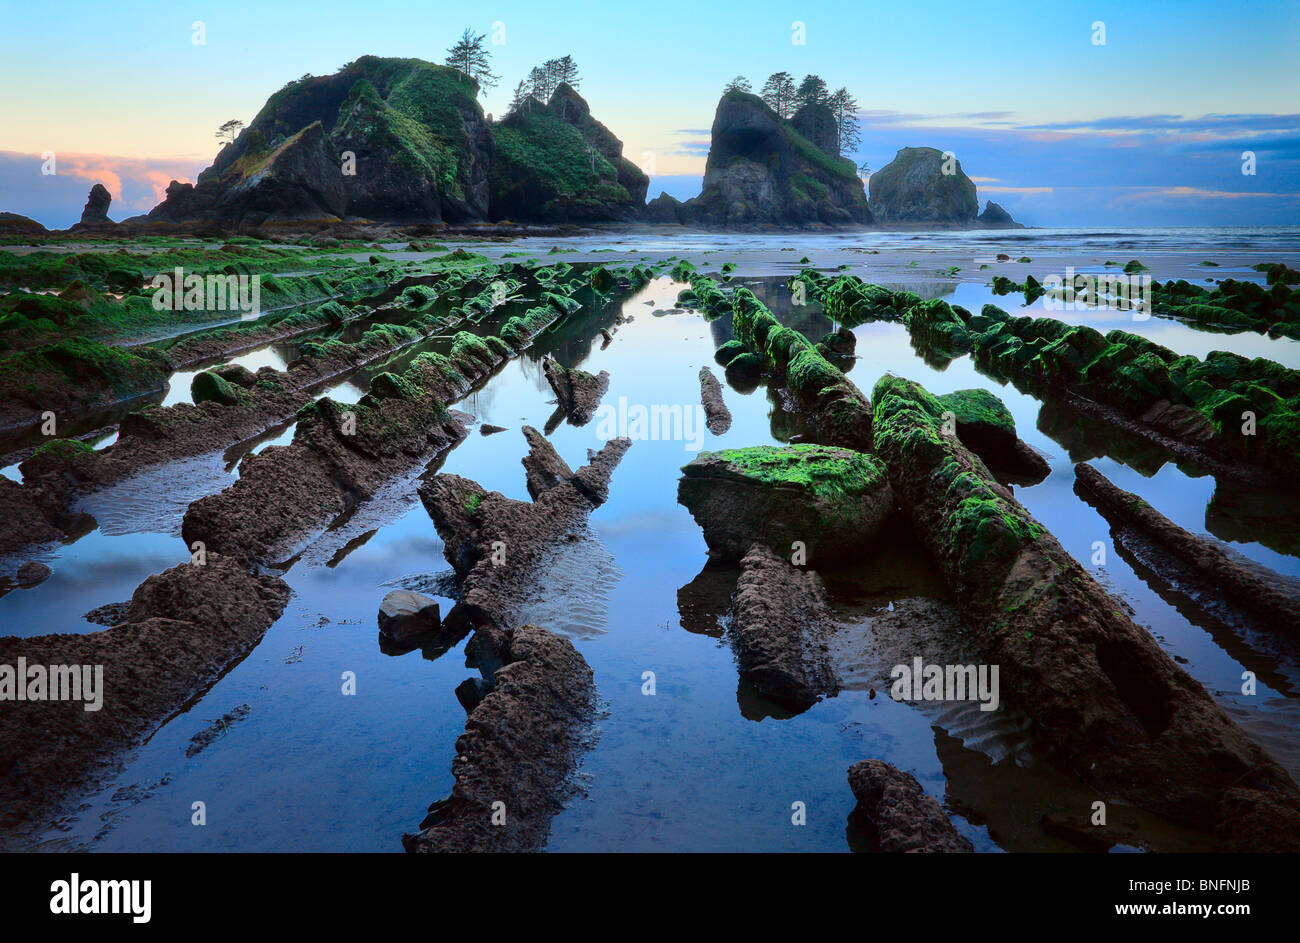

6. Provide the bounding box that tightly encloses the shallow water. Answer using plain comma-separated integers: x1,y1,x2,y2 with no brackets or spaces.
7,236,1300,852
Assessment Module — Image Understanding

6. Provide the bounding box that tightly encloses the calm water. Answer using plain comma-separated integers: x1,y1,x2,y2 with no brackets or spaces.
7,232,1300,852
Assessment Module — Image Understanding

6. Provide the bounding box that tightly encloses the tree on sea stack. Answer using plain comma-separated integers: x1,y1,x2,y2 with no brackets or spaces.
829,87,861,155
554,55,580,89
215,119,244,145
723,75,751,94
795,74,828,108
446,28,499,92
760,71,795,118
507,80,535,116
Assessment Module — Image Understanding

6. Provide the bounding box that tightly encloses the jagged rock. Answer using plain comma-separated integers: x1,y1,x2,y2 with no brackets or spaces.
678,444,894,564
848,760,973,852
868,147,978,223
79,184,112,225
732,544,839,709
542,357,609,426
419,428,631,632
378,589,442,644
681,91,870,227
403,624,596,852
978,200,1020,228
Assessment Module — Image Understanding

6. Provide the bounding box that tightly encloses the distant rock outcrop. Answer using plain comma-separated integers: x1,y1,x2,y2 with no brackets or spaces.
645,192,684,224
867,147,1022,227
79,184,113,225
978,200,1021,228
488,82,647,222
147,56,494,228
868,146,977,223
0,212,48,236
681,91,871,227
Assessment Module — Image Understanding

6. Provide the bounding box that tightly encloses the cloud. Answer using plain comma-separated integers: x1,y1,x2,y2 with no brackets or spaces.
0,151,199,228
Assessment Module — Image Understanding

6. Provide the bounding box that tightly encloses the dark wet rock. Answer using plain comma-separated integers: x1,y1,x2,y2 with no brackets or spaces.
935,388,1050,482
185,703,251,758
542,356,609,426
847,759,973,852
0,554,289,835
212,363,258,388
419,428,631,632
79,184,112,226
479,423,506,436
378,589,442,644
403,624,596,852
977,200,1020,228
645,192,684,224
731,544,839,710
181,332,513,564
680,91,870,227
84,601,129,626
14,561,51,587
679,444,893,565
871,374,1300,848
698,367,731,435
1074,462,1300,630
454,676,490,713
868,147,977,223
0,212,48,236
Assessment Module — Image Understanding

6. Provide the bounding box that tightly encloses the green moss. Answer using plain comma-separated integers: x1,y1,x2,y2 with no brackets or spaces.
699,444,887,501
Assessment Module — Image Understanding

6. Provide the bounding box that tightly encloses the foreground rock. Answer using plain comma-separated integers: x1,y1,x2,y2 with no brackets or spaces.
697,367,731,435
419,427,631,633
732,544,838,710
0,554,290,836
542,357,609,426
402,624,596,852
871,374,1300,849
378,590,442,645
848,759,973,852
1074,462,1300,630
678,444,893,565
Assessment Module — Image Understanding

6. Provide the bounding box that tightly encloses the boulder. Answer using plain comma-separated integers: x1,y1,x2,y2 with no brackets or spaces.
868,146,978,223
15,561,51,588
678,444,894,565
378,589,442,643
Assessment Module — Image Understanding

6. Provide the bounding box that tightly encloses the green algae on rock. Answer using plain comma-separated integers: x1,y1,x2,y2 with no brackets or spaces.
678,443,894,564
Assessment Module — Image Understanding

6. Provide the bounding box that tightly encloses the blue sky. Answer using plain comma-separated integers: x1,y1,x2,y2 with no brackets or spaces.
1,0,1297,227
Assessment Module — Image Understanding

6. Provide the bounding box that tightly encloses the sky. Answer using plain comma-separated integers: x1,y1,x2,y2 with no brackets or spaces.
1,0,1297,228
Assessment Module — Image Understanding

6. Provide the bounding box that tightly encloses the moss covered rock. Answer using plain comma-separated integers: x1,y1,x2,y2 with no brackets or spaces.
678,444,894,564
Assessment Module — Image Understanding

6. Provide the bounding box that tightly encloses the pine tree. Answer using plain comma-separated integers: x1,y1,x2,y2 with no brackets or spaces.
507,80,532,116
215,119,244,144
828,87,862,155
723,75,751,94
445,28,499,93
555,55,580,90
795,74,829,110
760,72,795,118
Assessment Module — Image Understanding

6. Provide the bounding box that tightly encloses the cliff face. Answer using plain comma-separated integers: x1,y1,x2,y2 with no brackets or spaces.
148,56,495,228
681,91,870,227
488,83,647,222
867,146,979,223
